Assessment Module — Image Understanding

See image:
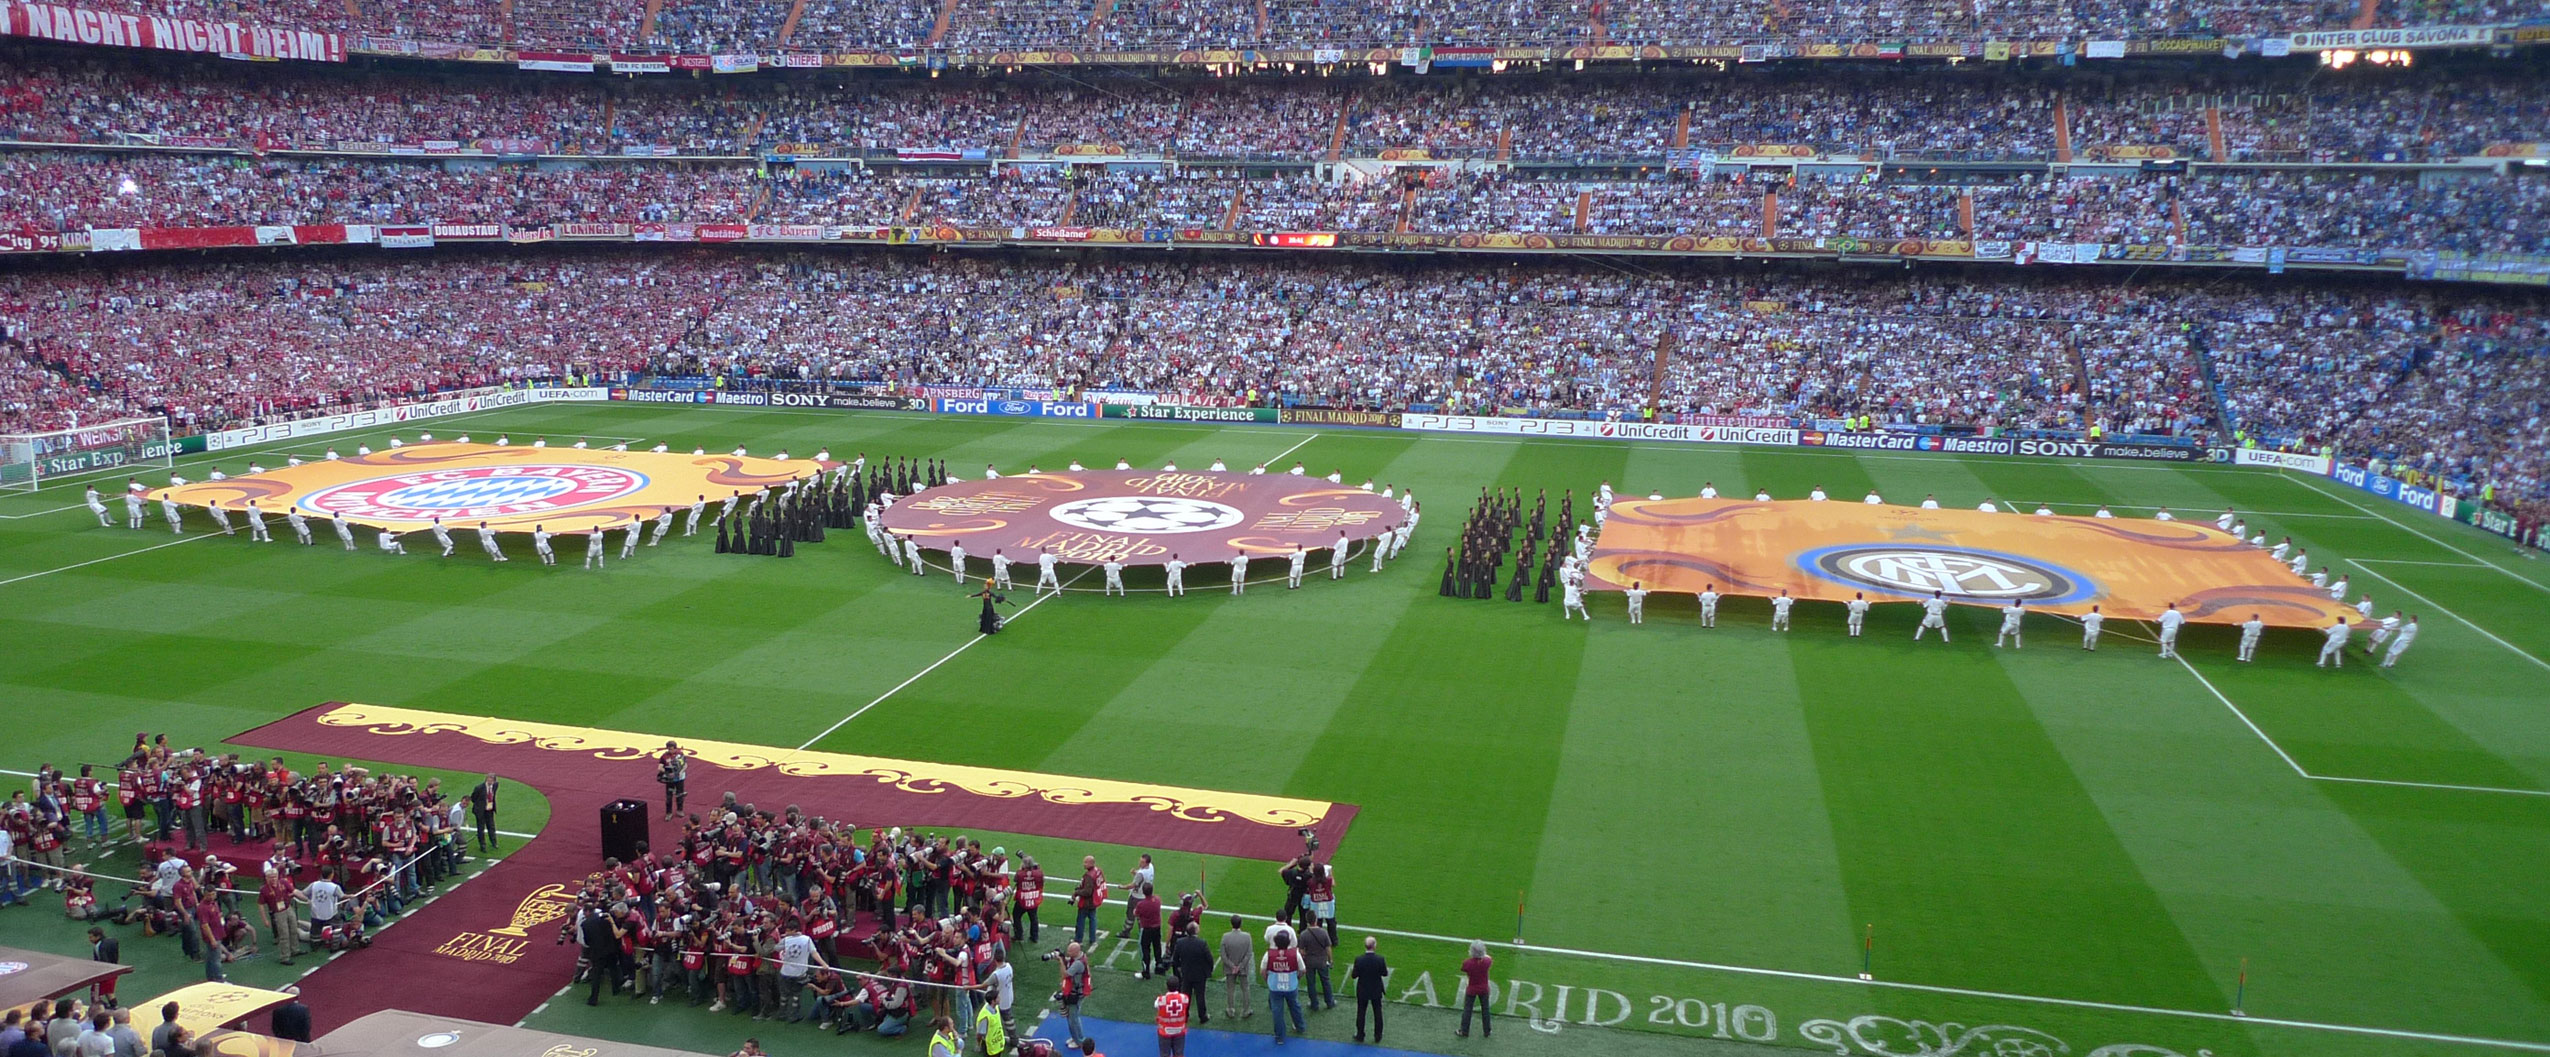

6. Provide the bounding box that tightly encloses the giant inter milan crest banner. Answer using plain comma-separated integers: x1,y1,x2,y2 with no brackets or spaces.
1583,498,2363,628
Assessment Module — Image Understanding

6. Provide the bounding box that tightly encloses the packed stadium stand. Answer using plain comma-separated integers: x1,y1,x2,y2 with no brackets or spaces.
0,23,2542,527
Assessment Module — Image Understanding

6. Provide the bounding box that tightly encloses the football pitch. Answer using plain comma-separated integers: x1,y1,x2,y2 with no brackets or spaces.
3,402,2545,1057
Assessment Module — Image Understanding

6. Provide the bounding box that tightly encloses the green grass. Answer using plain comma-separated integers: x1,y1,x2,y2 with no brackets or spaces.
3,402,2546,1057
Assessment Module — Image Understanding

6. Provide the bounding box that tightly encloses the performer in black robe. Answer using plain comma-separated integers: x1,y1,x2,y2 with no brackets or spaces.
714,514,730,554
1505,559,1526,601
971,581,1015,635
1439,548,1458,597
1534,559,1554,603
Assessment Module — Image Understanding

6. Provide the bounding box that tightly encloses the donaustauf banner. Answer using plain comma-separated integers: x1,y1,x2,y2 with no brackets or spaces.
204,386,607,451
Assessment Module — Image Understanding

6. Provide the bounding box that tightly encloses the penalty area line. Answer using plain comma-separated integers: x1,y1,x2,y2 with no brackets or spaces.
2156,647,2548,797
2291,474,2550,597
2346,563,2550,675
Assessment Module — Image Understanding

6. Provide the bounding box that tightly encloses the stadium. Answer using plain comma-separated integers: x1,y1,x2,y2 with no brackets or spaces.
0,2,2546,1057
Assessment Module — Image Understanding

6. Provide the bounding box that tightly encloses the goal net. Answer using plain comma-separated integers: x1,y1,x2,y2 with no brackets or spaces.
0,417,175,492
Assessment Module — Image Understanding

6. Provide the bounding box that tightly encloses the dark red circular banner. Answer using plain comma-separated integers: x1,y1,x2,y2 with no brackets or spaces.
875,470,1409,566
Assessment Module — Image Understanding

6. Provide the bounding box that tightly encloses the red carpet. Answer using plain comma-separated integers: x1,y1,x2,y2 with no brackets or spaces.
229,702,1359,1032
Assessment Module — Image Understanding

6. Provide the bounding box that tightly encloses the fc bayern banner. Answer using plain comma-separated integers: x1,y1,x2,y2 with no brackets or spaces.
4,3,346,61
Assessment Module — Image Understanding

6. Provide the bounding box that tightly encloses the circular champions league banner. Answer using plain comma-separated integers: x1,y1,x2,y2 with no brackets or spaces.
877,470,1410,565
150,442,823,533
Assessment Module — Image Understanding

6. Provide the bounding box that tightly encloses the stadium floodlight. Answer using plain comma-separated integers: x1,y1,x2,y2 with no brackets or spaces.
0,416,175,492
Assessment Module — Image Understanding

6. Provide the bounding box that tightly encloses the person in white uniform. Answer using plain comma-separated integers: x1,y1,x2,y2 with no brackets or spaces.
685,495,708,536
1753,489,1773,502
1770,590,1794,631
478,522,506,561
1230,553,1250,594
1976,499,1999,514
245,503,272,542
205,503,234,535
1329,533,1349,580
2094,505,2115,519
2236,613,2265,662
2353,595,2376,619
620,520,642,559
2270,537,2291,562
2380,617,2418,668
1698,482,1718,499
1287,545,1308,589
1370,533,1389,572
2309,566,2329,590
2081,605,2104,650
286,508,312,545
1845,593,1869,636
1102,559,1126,596
378,529,406,555
948,542,968,583
2034,504,2054,516
1624,582,1648,624
1919,494,1940,509
2363,610,2403,653
2327,575,2348,601
1036,551,1061,594
990,551,1014,591
430,517,454,556
2157,603,2186,659
1995,599,2025,648
1560,578,1588,620
1164,555,1187,597
2153,507,2175,521
124,489,146,529
903,535,926,576
331,514,356,550
2288,550,2310,575
2216,508,2237,532
1863,491,1883,505
2315,617,2353,667
1808,487,1828,502
84,486,110,526
532,526,556,565
1915,591,1951,642
1697,584,1720,628
584,527,607,569
649,507,674,546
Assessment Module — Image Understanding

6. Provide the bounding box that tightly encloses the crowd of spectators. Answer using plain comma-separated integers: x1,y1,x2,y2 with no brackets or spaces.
41,0,2508,52
9,250,2540,517
9,143,2550,255
0,152,757,230
0,254,696,432
7,53,2544,166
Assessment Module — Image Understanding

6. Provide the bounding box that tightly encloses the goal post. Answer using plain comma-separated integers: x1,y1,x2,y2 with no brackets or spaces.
0,416,175,492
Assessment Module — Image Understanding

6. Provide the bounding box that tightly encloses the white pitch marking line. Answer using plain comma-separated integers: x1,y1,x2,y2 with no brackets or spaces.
2348,562,2550,674
2165,646,2312,776
1260,431,1320,470
791,566,1096,752
0,503,85,520
2357,558,2492,569
0,533,212,588
2292,474,2550,597
2153,641,2547,797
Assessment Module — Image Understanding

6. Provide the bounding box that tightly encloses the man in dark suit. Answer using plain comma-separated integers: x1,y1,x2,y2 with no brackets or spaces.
1168,922,1214,1026
268,990,311,1043
581,903,628,1005
467,776,500,852
1348,936,1389,1043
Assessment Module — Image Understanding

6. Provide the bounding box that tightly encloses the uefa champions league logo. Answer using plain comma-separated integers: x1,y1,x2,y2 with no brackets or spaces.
1047,496,1246,535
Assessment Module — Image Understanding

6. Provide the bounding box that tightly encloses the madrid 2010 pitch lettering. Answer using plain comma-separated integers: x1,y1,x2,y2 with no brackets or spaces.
1089,935,2203,1056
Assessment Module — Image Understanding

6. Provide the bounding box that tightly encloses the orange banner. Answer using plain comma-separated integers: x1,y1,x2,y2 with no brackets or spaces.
1585,498,2361,627
148,442,821,533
